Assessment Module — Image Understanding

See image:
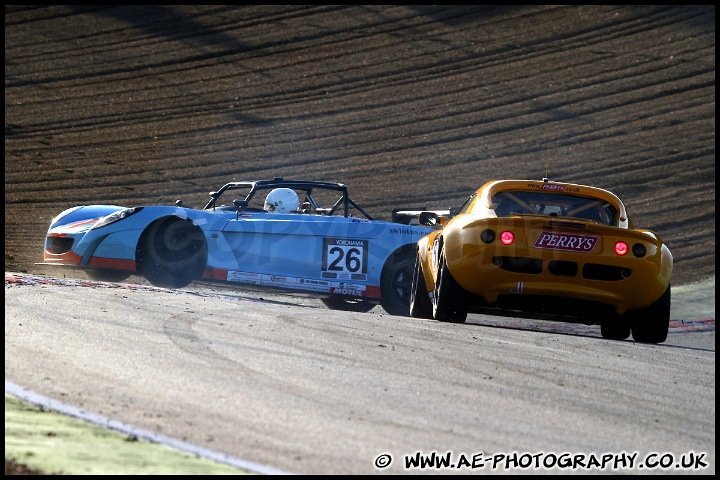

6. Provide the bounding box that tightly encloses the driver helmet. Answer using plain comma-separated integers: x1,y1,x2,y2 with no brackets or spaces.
264,188,299,213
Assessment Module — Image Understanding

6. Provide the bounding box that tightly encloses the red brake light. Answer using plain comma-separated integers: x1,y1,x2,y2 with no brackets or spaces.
500,231,515,245
614,241,628,256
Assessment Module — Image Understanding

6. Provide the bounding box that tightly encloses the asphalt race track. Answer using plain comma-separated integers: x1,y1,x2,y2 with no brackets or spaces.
4,273,716,474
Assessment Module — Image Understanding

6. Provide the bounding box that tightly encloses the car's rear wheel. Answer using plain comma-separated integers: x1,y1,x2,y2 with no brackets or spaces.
409,251,433,319
600,317,631,340
630,285,671,344
380,252,415,316
138,217,207,289
85,269,132,283
433,244,467,323
321,297,376,313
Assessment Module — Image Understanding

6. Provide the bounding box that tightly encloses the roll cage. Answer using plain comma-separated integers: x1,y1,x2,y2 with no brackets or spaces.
490,190,618,226
203,177,374,219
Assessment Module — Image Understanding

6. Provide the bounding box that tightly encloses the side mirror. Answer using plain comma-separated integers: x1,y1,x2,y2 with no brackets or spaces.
233,199,249,220
418,211,439,227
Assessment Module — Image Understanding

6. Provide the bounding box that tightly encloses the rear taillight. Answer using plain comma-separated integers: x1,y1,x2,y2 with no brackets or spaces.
614,241,628,256
500,231,515,245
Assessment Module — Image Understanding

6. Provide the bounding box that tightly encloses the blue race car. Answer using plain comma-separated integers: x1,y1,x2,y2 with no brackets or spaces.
42,178,437,315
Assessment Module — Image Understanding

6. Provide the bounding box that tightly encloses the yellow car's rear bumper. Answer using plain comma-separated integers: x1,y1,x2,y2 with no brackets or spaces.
420,218,672,315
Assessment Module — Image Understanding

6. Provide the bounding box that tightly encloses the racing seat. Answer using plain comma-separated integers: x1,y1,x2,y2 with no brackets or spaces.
495,198,520,217
582,208,604,223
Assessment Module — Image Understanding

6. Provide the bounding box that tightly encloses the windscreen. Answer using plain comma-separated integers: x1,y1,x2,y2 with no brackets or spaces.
491,191,617,226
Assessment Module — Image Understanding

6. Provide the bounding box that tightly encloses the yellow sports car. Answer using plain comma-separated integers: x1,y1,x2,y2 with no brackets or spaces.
410,179,673,343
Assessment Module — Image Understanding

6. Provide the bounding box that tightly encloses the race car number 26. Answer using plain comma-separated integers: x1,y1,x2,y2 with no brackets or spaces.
322,238,368,274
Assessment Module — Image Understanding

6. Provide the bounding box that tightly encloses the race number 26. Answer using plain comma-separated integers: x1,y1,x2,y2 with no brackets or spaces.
323,238,368,274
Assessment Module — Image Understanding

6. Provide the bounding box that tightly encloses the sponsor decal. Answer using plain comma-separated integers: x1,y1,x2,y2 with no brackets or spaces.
527,183,580,192
227,271,262,282
227,271,331,292
388,227,428,235
331,282,365,290
431,237,441,272
332,239,366,246
332,282,367,297
300,279,329,286
534,232,598,252
332,288,365,296
323,238,368,275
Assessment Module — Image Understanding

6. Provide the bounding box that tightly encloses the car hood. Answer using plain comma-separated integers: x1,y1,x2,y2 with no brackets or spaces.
48,205,127,230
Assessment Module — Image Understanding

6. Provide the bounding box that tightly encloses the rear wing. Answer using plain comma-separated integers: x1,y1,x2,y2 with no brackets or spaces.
392,207,456,226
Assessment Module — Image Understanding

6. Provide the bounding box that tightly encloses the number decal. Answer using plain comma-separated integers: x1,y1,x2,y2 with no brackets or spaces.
327,246,345,271
345,248,362,272
323,238,368,275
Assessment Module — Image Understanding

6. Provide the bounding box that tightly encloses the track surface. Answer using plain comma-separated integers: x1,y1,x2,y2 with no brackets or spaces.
5,273,716,474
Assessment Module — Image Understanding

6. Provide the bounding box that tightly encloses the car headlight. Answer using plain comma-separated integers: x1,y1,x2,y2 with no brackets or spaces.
92,207,143,229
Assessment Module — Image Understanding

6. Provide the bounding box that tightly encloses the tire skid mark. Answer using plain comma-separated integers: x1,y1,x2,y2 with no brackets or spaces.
8,272,714,338
5,4,715,286
4,272,318,310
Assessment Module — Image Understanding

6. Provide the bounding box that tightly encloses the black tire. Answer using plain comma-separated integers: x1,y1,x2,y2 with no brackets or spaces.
138,217,207,289
630,285,671,344
321,297,376,313
600,317,631,340
409,251,433,319
380,253,415,316
433,244,467,323
85,269,132,283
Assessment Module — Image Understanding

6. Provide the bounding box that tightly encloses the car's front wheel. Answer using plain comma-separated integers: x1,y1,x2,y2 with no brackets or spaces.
138,217,207,289
433,244,467,323
380,252,415,316
630,285,671,344
409,251,433,319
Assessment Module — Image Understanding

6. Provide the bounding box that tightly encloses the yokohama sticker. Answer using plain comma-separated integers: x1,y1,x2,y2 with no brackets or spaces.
534,232,599,252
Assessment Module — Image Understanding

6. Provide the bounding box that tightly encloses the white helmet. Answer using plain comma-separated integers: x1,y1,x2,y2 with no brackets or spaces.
264,188,299,213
